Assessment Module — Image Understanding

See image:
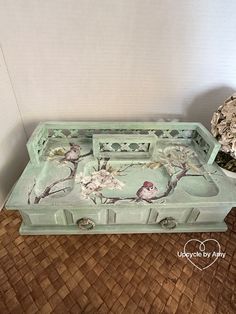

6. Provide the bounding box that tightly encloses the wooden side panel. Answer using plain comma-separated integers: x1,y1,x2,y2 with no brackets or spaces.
108,208,150,224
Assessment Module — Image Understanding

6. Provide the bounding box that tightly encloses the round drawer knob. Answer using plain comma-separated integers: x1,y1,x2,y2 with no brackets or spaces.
77,218,96,230
159,217,177,230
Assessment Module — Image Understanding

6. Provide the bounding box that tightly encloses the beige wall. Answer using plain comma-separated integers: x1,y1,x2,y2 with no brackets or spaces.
0,48,28,208
0,1,236,203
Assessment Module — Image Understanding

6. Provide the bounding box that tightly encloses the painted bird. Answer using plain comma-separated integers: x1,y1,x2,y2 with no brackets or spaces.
61,143,81,162
136,181,158,202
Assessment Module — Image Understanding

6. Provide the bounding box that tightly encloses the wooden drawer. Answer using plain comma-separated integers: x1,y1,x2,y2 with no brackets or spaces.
65,209,107,225
148,207,192,224
108,208,150,224
192,207,230,223
21,210,67,226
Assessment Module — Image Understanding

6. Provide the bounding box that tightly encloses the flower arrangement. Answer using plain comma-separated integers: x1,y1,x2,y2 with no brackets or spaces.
211,94,236,172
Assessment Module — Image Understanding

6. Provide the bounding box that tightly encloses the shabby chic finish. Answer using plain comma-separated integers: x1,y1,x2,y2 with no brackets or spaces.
5,122,236,235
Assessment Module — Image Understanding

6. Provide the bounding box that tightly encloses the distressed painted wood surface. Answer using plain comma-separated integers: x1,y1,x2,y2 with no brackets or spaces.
5,122,236,234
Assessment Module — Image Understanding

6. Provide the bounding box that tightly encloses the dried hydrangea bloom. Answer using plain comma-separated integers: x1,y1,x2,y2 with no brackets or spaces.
232,139,236,153
211,94,236,159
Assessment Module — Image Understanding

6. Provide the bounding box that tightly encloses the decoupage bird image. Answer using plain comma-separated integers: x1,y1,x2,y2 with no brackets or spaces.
136,181,158,202
60,143,81,162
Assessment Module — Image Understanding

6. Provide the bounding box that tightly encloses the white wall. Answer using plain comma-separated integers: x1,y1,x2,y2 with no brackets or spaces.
0,0,235,137
0,48,28,208
0,0,236,136
0,1,236,202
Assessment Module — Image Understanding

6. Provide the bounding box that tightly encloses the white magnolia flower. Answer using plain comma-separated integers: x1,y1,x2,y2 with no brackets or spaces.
75,172,90,184
79,168,125,201
157,145,197,172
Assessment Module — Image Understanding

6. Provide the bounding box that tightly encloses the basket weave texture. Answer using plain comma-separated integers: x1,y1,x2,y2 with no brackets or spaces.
0,209,235,313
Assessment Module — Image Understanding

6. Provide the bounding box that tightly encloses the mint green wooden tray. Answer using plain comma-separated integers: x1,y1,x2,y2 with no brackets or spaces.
5,122,236,235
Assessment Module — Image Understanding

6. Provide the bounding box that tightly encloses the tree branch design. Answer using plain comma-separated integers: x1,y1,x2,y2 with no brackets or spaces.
79,145,219,205
28,149,93,204
102,167,189,204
